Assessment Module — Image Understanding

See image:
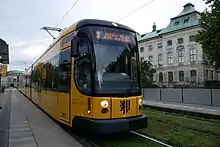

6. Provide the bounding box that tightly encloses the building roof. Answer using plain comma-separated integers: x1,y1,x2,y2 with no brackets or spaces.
171,3,197,19
137,29,163,41
137,3,201,42
7,70,24,76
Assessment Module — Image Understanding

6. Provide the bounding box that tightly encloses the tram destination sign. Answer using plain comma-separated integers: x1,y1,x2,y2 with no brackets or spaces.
95,31,133,43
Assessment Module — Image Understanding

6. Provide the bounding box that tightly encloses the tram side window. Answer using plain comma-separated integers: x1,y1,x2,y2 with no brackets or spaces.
51,55,59,91
32,67,41,89
75,38,91,93
32,69,38,88
52,64,58,91
58,50,71,93
41,67,45,89
37,69,41,90
25,74,28,87
44,63,53,90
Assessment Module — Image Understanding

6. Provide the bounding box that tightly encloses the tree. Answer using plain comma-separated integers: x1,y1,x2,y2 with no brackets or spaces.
140,60,156,85
196,0,220,70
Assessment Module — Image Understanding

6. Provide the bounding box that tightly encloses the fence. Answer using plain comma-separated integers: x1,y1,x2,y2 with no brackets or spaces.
142,88,220,106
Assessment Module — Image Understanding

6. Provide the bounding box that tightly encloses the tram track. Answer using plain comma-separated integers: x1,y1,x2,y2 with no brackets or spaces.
61,125,101,147
130,131,172,147
65,129,173,147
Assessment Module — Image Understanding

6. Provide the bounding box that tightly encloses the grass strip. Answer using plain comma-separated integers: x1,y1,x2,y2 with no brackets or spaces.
145,107,220,124
140,121,220,147
144,109,220,137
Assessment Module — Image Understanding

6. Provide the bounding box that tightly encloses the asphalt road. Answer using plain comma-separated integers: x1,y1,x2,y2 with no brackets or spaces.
0,89,11,147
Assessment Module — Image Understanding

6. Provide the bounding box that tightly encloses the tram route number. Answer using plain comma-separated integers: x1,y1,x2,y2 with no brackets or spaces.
120,100,130,114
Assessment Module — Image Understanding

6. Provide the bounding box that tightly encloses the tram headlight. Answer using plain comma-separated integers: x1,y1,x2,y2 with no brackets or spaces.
138,99,142,105
100,100,109,108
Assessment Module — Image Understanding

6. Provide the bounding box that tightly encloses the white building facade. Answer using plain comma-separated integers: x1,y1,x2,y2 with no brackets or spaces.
1,70,24,87
137,3,220,87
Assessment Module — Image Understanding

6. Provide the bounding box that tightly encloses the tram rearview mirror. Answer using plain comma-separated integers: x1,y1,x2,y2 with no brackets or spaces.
71,39,78,57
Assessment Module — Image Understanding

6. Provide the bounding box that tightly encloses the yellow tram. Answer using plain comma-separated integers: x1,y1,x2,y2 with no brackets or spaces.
18,19,147,134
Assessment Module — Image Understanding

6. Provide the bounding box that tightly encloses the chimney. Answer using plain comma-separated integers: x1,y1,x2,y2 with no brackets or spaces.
152,22,156,32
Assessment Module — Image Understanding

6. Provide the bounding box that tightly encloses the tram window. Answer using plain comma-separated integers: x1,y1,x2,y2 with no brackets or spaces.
58,63,71,92
58,50,71,93
44,63,53,90
51,56,59,91
33,68,41,89
52,64,58,91
75,38,92,93
32,69,37,88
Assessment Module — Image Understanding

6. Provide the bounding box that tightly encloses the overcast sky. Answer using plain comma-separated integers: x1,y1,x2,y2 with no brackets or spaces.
0,0,207,71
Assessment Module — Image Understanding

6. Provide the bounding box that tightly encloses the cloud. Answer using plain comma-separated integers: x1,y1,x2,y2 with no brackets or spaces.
9,59,35,71
8,37,52,71
12,41,29,47
1,0,207,71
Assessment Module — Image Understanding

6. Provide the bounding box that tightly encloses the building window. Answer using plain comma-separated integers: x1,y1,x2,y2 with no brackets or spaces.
211,70,214,81
168,72,173,82
140,47,144,52
178,49,184,63
190,48,196,62
189,35,196,42
159,72,163,83
184,17,190,23
17,76,19,82
158,54,163,66
140,57,144,62
148,56,153,63
167,52,173,64
177,38,184,44
175,21,180,25
148,45,153,50
190,70,197,82
158,43,162,48
179,71,184,82
167,40,172,46
205,69,208,81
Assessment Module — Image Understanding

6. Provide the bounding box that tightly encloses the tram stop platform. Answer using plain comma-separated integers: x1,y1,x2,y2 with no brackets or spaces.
0,88,82,147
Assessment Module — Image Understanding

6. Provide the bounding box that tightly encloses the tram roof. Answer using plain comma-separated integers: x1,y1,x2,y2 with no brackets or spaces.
60,19,135,42
31,19,135,68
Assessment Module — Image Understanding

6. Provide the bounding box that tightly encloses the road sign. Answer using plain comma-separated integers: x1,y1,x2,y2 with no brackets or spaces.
1,65,7,77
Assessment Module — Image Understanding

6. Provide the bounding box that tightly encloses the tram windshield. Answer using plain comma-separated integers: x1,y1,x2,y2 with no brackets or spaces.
90,27,141,95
